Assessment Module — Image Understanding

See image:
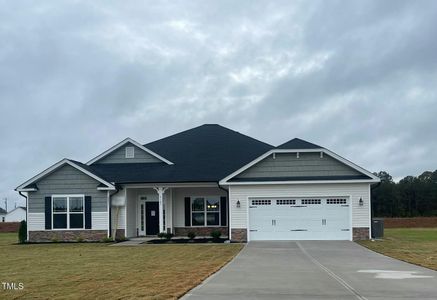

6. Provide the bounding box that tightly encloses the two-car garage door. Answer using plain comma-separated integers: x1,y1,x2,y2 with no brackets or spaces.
249,197,351,241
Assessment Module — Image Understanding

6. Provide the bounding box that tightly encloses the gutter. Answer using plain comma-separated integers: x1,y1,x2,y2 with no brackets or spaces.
217,183,230,240
18,192,28,241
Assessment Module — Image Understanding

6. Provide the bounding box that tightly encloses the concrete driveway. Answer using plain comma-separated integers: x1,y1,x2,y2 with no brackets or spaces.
183,241,437,300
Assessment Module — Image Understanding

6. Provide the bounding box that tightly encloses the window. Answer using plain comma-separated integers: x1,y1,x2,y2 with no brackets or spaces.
301,199,321,205
191,197,220,226
125,146,135,158
327,198,347,204
276,199,296,205
251,199,271,206
52,195,84,229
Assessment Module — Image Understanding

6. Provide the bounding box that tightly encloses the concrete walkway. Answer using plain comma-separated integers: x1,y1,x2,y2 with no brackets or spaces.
183,241,437,299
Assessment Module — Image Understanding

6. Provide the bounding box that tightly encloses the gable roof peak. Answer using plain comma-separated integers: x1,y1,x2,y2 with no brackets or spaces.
276,138,323,150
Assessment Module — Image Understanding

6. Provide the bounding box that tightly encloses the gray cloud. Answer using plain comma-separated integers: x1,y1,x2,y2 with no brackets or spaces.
1,0,436,208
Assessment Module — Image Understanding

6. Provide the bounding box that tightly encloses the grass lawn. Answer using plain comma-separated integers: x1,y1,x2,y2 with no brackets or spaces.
0,233,243,299
358,228,437,271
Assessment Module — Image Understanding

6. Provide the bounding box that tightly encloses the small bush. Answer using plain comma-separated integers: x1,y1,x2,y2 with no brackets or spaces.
210,230,222,240
18,220,27,244
76,236,84,243
115,236,128,243
164,233,174,241
187,231,196,240
101,237,114,243
51,238,59,243
157,232,166,239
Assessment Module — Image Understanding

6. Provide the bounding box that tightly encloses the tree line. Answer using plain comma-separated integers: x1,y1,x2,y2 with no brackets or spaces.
372,170,437,217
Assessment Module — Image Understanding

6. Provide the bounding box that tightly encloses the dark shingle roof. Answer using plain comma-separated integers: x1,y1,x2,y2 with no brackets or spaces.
276,138,322,149
90,124,273,183
0,207,6,214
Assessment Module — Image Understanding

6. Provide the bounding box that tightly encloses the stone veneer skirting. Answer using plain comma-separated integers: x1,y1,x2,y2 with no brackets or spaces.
174,227,228,237
352,227,370,240
231,228,247,242
28,230,108,242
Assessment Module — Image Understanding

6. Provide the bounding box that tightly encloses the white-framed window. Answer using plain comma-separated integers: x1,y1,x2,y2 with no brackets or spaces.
125,146,135,158
251,199,271,206
52,195,84,229
191,196,220,226
326,198,347,204
301,199,321,205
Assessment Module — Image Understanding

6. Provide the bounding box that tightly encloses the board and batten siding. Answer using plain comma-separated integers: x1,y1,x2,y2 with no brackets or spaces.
229,183,371,229
27,164,108,213
93,142,162,164
236,152,361,179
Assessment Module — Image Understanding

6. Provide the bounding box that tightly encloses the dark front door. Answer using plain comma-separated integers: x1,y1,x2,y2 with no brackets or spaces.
146,202,159,235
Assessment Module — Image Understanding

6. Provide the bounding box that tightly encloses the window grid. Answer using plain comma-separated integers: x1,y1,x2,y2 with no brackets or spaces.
251,199,271,206
276,199,296,205
326,198,347,204
52,195,85,230
301,199,321,205
191,197,221,227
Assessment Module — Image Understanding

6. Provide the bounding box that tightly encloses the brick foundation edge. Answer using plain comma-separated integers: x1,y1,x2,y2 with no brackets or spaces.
231,228,247,242
353,227,369,240
28,230,108,242
174,227,228,237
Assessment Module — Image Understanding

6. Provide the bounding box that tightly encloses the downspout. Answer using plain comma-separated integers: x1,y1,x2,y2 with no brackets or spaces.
109,186,121,238
18,192,28,241
218,183,230,240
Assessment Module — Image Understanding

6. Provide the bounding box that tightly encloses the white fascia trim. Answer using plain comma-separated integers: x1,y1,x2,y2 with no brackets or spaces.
15,159,116,192
223,179,380,186
86,137,174,165
219,148,380,185
17,188,38,192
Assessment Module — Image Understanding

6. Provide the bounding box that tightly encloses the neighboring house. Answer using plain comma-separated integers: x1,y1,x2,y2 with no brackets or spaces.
16,124,379,242
5,206,27,222
0,208,6,222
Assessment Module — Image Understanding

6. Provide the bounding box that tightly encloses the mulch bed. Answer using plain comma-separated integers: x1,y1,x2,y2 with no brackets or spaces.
147,238,227,244
383,217,437,228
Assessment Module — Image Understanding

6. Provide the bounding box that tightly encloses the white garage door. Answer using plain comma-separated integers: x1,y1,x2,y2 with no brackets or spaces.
249,197,351,241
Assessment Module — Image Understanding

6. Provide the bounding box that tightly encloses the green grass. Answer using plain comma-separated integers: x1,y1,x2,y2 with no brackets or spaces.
359,228,437,270
0,233,242,299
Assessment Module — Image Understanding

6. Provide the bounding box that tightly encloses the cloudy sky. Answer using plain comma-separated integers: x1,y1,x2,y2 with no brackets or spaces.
1,1,436,209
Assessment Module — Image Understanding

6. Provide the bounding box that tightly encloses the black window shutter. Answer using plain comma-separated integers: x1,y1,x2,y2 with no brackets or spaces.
85,196,92,229
220,196,227,226
184,197,191,226
44,196,52,229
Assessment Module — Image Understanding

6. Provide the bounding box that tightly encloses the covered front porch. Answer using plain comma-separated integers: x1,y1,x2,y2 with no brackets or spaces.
111,183,229,239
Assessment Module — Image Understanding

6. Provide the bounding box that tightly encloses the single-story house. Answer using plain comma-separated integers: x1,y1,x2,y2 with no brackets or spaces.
0,207,6,222
5,206,27,222
16,124,379,242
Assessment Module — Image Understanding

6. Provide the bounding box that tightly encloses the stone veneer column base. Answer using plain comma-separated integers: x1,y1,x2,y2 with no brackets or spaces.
114,229,125,240
353,227,370,240
231,228,247,242
28,230,108,242
174,227,228,237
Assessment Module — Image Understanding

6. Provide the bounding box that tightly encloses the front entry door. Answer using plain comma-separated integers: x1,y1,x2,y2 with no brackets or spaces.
145,202,159,235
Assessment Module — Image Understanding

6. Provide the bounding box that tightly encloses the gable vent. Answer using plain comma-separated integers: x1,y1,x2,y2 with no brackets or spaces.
125,146,135,158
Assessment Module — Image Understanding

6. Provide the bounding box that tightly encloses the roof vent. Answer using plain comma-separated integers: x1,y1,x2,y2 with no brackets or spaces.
125,146,135,158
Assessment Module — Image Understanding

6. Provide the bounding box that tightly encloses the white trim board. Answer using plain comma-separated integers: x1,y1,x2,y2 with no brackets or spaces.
15,159,116,192
86,137,173,165
219,148,380,185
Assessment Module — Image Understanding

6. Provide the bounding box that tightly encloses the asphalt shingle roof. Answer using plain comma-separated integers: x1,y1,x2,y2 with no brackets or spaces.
276,138,322,149
90,124,273,183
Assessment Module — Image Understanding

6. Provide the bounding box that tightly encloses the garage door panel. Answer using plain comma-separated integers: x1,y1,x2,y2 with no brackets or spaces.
249,197,351,241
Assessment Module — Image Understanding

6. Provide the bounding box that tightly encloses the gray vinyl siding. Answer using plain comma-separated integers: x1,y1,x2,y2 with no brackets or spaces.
236,152,361,179
28,165,107,213
94,142,162,164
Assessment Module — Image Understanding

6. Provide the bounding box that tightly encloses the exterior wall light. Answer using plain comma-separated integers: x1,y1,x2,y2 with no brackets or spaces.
236,200,241,208
359,198,364,206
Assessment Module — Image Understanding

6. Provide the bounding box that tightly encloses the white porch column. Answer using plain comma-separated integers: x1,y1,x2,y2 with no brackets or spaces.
153,187,168,233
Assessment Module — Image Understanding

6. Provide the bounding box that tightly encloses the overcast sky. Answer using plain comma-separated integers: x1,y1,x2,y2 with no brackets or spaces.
1,1,436,209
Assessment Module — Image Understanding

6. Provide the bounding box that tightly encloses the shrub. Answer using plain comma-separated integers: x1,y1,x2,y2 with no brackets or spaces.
101,237,114,243
157,232,166,239
187,231,196,240
210,230,222,240
76,236,84,243
115,236,128,243
18,220,27,244
164,233,174,241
